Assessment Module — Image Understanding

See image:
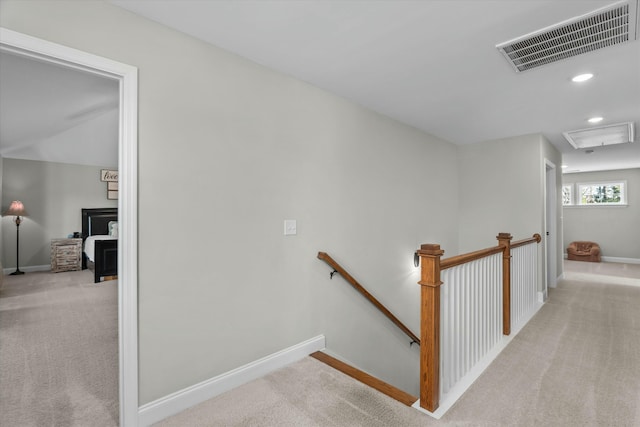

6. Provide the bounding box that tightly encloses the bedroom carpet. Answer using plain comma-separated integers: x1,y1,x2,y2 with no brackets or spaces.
156,268,640,427
0,270,118,427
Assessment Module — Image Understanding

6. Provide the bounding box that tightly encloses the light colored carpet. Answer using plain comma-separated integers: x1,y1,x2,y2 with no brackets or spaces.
156,356,430,427
3,263,638,426
156,270,640,426
444,277,640,426
0,270,118,427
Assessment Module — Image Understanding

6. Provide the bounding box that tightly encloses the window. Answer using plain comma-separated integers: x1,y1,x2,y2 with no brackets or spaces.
562,185,573,206
576,181,626,205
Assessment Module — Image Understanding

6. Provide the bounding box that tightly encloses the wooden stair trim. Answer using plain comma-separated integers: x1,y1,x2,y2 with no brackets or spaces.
310,351,418,407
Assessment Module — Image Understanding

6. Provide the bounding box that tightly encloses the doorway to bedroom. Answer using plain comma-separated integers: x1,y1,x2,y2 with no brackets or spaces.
0,28,138,427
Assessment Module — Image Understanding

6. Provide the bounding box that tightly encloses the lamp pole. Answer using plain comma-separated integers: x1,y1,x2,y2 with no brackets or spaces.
11,215,24,275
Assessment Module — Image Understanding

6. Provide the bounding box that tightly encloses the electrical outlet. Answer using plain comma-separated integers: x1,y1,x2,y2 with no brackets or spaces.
284,219,297,236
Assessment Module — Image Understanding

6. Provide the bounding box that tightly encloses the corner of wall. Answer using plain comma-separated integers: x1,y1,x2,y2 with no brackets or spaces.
0,154,3,268
540,135,564,281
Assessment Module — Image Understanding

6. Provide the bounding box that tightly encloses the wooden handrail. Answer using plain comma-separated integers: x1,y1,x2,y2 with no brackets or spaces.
512,233,542,249
438,233,541,270
440,246,503,270
317,251,420,346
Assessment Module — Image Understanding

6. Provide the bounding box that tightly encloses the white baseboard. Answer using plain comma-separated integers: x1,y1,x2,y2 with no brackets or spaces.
601,256,640,265
138,335,326,427
564,254,640,265
562,271,640,287
3,265,50,275
538,290,547,303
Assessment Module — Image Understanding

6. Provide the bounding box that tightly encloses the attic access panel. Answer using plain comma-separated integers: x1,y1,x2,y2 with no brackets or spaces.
563,122,635,149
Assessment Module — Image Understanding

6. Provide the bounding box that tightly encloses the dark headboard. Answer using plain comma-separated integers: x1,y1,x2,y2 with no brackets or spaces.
82,208,118,239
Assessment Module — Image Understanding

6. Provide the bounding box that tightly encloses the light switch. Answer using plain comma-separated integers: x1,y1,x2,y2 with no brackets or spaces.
284,219,297,236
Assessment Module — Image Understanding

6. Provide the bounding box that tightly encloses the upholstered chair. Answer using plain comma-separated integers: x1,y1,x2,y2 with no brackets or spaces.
567,241,601,262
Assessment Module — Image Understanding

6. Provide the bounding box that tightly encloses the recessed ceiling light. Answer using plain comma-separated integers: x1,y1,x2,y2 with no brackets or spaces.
561,164,568,169
572,73,594,82
588,116,603,123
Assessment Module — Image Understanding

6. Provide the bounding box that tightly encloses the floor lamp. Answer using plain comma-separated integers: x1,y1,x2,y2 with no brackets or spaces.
4,200,28,275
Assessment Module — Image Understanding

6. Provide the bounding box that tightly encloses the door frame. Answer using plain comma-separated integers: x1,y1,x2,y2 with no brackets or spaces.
544,159,557,296
0,28,139,426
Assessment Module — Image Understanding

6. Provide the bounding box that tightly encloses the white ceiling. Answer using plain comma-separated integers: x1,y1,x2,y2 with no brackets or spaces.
0,51,119,168
1,1,638,173
109,0,640,173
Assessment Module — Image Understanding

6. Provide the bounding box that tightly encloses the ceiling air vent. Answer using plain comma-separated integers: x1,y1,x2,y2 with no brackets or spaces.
496,0,638,72
563,122,635,149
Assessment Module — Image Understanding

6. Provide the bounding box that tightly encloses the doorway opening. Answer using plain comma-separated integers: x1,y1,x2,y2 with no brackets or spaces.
0,28,138,426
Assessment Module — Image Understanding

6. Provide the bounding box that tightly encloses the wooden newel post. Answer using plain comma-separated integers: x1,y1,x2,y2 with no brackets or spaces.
497,233,512,336
416,243,444,413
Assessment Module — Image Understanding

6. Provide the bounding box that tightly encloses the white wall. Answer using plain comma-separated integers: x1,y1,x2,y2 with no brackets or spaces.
0,155,3,274
0,0,459,402
1,158,117,269
459,134,542,250
458,134,562,291
562,168,640,260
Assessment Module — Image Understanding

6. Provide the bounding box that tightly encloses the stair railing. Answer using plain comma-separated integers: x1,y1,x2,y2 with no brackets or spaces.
416,232,541,413
317,251,420,346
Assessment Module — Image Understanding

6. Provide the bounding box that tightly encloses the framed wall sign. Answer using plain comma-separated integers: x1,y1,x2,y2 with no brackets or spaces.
101,169,119,182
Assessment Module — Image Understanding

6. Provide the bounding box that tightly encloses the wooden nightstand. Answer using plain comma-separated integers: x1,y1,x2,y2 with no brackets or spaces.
51,238,83,273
